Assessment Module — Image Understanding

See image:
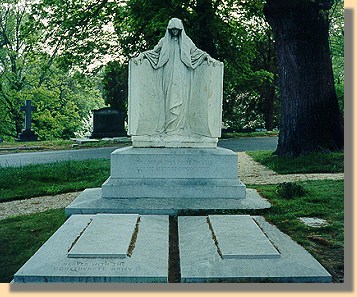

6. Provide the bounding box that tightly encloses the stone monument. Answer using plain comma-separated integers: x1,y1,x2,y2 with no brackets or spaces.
66,18,271,215
16,100,39,142
90,107,127,139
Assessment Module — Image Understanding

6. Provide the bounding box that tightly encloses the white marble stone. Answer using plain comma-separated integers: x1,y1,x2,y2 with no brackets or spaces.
299,217,329,228
102,178,246,199
109,147,239,180
13,214,169,283
68,214,139,258
128,18,223,148
65,188,271,216
208,215,280,259
101,146,246,200
178,215,332,283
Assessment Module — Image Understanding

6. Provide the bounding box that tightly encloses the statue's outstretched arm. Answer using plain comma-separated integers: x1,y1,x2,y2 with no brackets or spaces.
133,39,163,65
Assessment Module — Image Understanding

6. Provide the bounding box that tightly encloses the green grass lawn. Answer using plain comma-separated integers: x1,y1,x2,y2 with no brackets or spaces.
247,150,344,174
0,209,67,283
0,159,110,202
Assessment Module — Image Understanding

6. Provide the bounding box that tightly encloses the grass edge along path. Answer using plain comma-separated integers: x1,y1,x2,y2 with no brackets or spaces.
247,150,344,174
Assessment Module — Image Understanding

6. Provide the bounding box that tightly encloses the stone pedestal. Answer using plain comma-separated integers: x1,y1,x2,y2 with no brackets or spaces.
66,146,270,215
102,147,246,199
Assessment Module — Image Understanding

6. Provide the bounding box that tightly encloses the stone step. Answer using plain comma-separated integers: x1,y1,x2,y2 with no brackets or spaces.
65,188,270,216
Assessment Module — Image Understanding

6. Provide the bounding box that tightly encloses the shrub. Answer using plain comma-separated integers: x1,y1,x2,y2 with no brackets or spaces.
276,182,307,199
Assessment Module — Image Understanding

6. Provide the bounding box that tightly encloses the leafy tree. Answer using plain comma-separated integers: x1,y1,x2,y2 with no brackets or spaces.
0,0,105,140
31,0,121,71
264,0,344,156
31,68,104,139
329,0,344,112
112,0,279,131
0,0,37,137
101,61,128,112
26,0,281,132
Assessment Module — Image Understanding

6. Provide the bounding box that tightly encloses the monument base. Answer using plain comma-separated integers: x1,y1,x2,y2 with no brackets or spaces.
65,188,270,216
65,146,270,215
131,135,218,148
90,130,127,139
16,129,38,142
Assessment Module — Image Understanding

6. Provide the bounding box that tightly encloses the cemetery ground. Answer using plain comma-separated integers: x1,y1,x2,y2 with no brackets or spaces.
0,149,344,283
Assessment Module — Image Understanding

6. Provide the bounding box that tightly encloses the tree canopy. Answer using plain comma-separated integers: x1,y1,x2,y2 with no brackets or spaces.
0,0,344,150
0,0,105,140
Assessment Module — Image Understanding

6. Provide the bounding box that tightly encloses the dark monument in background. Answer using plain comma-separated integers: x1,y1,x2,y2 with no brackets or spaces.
16,100,39,142
90,107,127,139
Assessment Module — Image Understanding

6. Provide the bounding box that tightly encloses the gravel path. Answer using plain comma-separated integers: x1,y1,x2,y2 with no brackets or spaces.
237,152,344,185
0,192,82,220
0,152,343,220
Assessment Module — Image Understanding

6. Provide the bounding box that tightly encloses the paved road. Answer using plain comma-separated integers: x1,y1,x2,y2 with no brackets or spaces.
0,137,278,168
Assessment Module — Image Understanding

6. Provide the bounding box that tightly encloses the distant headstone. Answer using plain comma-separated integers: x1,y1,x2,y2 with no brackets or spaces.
90,107,127,139
16,100,38,142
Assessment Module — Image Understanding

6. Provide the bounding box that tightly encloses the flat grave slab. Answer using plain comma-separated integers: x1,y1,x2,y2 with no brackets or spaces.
13,214,169,283
208,215,280,259
68,214,139,258
178,215,332,283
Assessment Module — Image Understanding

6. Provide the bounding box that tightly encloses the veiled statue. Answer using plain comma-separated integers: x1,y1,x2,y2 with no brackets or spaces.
128,18,224,148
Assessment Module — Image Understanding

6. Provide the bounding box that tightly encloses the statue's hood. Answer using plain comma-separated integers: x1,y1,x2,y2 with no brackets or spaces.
167,18,184,30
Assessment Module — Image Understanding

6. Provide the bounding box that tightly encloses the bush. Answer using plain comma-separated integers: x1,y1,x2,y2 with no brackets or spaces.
276,182,307,199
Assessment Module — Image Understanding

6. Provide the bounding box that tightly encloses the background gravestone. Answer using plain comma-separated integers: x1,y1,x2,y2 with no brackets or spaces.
90,107,127,139
16,100,39,142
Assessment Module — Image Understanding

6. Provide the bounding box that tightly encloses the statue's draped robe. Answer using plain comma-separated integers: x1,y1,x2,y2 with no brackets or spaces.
128,19,223,139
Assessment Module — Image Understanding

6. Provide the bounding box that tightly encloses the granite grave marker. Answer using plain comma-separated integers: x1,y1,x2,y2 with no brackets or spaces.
90,107,127,139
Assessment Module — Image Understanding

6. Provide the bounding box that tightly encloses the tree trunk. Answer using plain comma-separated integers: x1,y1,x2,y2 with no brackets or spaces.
195,0,218,58
262,83,276,131
264,0,343,156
